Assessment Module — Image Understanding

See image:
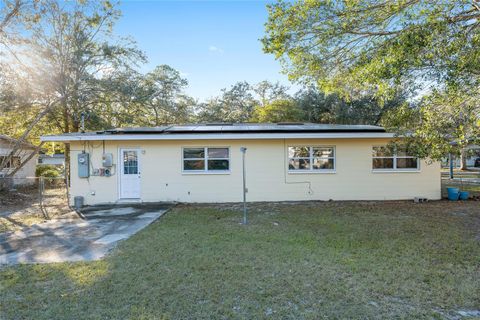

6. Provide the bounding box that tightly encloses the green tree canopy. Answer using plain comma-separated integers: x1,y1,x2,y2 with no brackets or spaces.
140,65,192,126
263,0,480,160
262,1,480,98
196,81,258,123
251,99,304,123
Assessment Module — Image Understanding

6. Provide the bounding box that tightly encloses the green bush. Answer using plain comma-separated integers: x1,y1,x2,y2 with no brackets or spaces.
36,165,63,178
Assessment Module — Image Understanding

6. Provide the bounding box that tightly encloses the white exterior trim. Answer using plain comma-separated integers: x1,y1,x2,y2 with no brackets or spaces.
118,147,142,200
41,132,395,142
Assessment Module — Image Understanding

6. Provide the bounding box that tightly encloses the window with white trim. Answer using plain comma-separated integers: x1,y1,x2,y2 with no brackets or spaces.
372,146,419,171
183,147,230,172
288,146,335,172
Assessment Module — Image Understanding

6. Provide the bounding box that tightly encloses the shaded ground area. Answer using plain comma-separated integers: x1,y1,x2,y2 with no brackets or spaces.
442,178,480,198
0,186,74,233
0,203,173,265
1,201,479,319
441,169,480,198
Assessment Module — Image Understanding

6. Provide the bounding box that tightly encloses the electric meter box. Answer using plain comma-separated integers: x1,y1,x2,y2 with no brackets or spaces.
78,153,89,178
102,153,113,167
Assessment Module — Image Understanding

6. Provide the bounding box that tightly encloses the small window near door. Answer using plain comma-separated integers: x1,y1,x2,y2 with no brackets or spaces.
183,147,230,173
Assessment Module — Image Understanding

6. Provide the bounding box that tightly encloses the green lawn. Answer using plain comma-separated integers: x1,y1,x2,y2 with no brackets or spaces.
1,202,480,319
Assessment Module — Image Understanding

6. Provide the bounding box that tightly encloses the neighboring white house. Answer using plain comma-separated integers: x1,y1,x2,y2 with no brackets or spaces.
442,145,480,169
0,134,38,186
38,153,65,166
41,123,441,205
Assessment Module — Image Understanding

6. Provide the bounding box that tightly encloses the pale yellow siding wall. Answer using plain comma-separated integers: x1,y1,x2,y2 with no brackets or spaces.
69,138,441,205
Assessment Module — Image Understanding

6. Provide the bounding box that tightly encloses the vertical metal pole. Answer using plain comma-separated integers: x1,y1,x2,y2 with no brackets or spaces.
449,153,454,179
240,147,247,225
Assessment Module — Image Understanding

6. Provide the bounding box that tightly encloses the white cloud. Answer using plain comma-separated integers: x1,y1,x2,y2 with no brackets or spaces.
208,45,224,55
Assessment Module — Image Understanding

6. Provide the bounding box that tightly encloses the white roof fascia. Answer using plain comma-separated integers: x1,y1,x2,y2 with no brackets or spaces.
41,132,396,142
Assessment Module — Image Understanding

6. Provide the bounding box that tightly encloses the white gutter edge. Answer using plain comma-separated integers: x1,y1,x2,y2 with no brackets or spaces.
41,132,396,142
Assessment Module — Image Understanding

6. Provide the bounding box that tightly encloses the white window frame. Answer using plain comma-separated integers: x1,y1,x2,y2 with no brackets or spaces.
372,146,420,172
287,145,336,174
182,147,231,174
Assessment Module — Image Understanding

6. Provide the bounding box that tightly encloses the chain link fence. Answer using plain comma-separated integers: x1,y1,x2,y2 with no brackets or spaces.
0,176,71,220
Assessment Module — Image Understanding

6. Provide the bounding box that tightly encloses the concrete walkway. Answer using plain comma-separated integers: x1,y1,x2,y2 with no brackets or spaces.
0,203,173,265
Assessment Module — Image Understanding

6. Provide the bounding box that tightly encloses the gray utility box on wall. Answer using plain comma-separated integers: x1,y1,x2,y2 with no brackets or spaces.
102,153,113,167
78,153,90,178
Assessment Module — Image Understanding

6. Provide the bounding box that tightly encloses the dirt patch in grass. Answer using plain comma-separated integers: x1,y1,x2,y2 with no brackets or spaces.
1,201,479,319
0,187,76,233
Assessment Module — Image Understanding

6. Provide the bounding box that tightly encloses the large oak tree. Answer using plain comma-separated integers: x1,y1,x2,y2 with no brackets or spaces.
262,0,480,163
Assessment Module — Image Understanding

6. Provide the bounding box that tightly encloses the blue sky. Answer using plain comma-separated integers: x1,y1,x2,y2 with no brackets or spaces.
115,0,294,101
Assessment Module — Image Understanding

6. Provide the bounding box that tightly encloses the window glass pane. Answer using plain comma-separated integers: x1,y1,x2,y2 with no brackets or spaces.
124,166,138,175
313,158,334,170
184,148,205,159
208,148,229,158
397,158,418,169
313,147,333,158
123,151,138,175
208,160,229,170
289,159,310,170
372,158,394,169
373,146,393,157
396,146,416,157
184,160,205,170
288,146,309,158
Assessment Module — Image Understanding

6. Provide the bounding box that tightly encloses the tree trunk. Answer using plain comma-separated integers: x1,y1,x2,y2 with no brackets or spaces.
0,101,56,172
460,148,468,171
5,142,44,178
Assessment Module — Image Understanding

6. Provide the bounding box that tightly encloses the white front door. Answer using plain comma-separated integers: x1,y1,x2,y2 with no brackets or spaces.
119,148,141,199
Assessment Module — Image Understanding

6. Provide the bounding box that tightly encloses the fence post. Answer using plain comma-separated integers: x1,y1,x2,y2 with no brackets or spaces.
38,176,49,219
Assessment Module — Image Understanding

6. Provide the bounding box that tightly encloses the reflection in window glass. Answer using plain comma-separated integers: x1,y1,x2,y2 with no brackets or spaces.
208,160,229,170
288,146,310,158
288,146,335,171
396,158,418,169
183,160,205,171
183,148,205,159
208,148,229,158
289,159,311,170
183,147,230,172
372,158,394,169
372,146,419,170
313,158,334,170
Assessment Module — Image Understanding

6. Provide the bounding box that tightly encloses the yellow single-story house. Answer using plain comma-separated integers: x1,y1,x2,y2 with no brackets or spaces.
41,123,441,205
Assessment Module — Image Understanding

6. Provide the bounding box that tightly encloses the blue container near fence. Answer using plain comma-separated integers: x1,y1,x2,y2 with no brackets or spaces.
459,191,469,200
447,187,459,201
